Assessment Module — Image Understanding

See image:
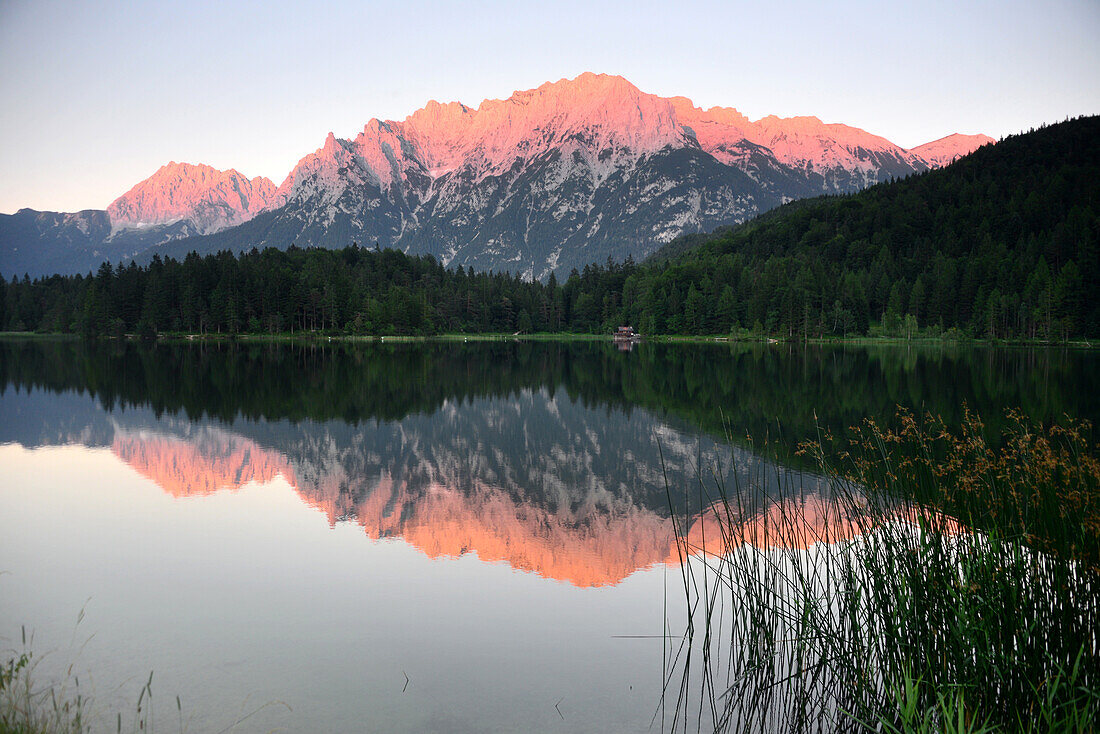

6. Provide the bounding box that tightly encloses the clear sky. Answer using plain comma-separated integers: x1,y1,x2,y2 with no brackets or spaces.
1,0,1097,214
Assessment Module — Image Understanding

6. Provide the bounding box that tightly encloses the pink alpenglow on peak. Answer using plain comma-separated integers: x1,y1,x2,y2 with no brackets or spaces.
908,133,996,168
39,73,996,283
273,73,693,204
393,73,687,176
252,73,996,279
107,162,278,235
274,73,992,212
749,115,914,173
670,97,922,181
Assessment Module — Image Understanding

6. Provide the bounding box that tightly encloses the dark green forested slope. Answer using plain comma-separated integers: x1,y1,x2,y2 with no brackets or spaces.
630,115,1098,338
0,117,1096,339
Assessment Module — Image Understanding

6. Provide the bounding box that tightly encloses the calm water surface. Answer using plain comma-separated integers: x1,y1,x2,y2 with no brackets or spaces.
0,340,1095,732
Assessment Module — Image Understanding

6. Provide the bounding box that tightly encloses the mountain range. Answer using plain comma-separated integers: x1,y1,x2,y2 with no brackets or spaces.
0,73,992,279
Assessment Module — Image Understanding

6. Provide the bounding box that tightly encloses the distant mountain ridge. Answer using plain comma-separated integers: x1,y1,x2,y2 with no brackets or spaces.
107,162,277,234
1,73,992,278
908,133,996,168
0,207,200,278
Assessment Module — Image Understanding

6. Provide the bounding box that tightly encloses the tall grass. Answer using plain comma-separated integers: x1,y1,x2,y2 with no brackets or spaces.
0,627,90,734
663,409,1099,733
1,620,178,734
0,634,290,734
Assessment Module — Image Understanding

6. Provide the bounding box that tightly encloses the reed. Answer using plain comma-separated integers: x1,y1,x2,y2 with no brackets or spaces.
663,409,1099,733
1,623,289,733
0,628,88,734
1,619,171,734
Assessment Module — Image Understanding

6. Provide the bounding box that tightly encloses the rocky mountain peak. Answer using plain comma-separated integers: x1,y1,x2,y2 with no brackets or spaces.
2,73,996,279
107,162,277,234
909,133,996,167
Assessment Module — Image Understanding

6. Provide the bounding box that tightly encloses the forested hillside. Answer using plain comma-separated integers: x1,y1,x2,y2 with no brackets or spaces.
1,117,1095,340
633,115,1098,339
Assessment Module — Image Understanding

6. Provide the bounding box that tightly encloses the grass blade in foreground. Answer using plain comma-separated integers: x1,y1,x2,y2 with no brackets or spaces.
664,410,1099,733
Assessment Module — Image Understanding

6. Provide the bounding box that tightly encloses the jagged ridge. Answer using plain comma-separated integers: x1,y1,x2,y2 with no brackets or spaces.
108,162,278,234
2,73,992,278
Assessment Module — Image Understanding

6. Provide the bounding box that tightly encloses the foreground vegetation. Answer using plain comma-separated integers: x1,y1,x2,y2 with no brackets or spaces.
0,645,88,734
666,410,1098,733
1,628,284,733
1,118,1096,341
0,626,153,734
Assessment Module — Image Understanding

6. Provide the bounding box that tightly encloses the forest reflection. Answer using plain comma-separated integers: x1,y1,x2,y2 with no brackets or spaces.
1,339,1094,586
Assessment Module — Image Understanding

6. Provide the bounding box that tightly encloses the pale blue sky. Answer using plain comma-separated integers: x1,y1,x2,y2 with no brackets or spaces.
1,0,1097,214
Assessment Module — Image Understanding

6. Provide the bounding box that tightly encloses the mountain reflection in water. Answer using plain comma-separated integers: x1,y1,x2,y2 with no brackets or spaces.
4,340,1096,733
108,422,680,588
2,339,1092,589
6,381,838,587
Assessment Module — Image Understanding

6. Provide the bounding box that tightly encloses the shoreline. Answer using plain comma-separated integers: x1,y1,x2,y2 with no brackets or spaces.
0,331,1095,349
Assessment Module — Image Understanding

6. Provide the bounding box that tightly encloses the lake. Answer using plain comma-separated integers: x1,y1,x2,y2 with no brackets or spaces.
0,339,1096,733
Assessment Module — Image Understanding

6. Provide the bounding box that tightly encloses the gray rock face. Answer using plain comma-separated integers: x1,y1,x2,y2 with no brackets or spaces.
140,137,877,278
0,208,198,276
2,74,992,279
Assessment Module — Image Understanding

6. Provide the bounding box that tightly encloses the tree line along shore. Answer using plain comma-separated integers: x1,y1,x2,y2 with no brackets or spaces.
0,117,1095,342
